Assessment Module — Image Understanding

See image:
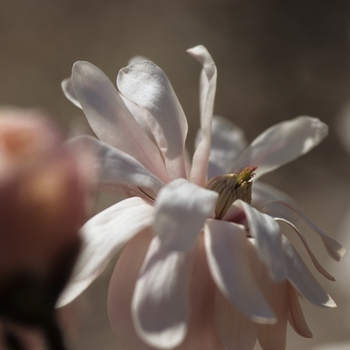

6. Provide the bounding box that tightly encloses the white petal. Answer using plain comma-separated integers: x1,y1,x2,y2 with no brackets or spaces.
57,197,154,307
71,61,170,183
117,60,188,179
204,219,276,323
224,200,286,282
196,116,247,178
282,236,336,308
131,236,193,349
69,135,165,200
232,116,328,179
154,179,218,251
61,78,82,108
261,200,345,261
187,45,217,186
215,290,257,350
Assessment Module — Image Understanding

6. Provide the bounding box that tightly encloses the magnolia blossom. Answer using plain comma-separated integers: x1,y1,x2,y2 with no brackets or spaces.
59,46,345,350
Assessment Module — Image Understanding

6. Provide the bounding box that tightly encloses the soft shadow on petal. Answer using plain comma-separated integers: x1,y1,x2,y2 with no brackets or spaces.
108,229,156,350
58,197,154,307
117,60,188,180
196,116,247,179
232,117,328,180
204,219,276,323
61,78,81,109
215,290,257,350
71,61,169,183
187,45,217,187
282,236,336,308
131,236,193,349
154,179,218,251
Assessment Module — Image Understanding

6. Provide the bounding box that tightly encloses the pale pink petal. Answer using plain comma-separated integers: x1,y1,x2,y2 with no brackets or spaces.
108,229,157,350
196,116,247,178
71,61,170,183
232,117,328,179
282,236,336,308
61,78,82,108
224,200,286,282
69,135,165,200
214,290,257,350
117,60,188,179
187,45,217,186
287,284,313,338
154,179,218,251
57,197,154,307
261,200,345,261
204,219,275,323
131,236,193,349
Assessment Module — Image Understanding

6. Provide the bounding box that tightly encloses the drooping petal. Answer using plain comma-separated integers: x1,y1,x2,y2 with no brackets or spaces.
71,61,170,183
131,236,193,349
204,219,276,323
195,116,247,178
261,200,345,261
282,236,336,308
117,60,188,180
224,200,286,282
214,290,257,350
187,45,217,186
69,135,165,200
287,284,313,338
154,179,218,251
57,197,154,307
232,117,328,179
61,78,82,109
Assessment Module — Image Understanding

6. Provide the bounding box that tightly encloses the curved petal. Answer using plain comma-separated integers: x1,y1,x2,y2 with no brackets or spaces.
215,290,257,350
69,135,165,200
261,200,345,261
224,200,286,282
196,116,247,178
71,61,170,183
154,179,218,251
57,197,154,307
187,45,217,186
204,219,276,323
282,236,336,308
232,117,328,179
131,236,194,349
61,78,82,108
117,60,188,179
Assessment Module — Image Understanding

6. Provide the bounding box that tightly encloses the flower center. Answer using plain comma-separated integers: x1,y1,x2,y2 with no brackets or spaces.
205,165,257,220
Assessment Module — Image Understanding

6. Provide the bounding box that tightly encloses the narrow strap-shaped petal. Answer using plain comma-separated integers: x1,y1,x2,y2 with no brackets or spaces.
287,283,313,338
282,236,336,308
71,61,170,183
117,60,188,179
69,135,165,200
131,236,193,349
195,116,247,178
187,45,217,186
224,200,286,282
61,77,82,108
204,219,276,323
232,116,328,180
214,290,258,350
57,197,154,307
261,200,345,261
154,179,218,251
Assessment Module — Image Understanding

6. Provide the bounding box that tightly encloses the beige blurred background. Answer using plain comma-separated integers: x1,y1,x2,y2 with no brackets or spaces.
2,1,350,349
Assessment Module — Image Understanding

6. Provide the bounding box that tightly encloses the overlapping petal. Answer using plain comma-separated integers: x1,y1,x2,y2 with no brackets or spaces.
57,197,154,307
117,60,188,179
232,117,328,179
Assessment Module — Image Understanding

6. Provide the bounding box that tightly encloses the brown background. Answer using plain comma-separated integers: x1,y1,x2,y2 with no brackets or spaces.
1,1,350,349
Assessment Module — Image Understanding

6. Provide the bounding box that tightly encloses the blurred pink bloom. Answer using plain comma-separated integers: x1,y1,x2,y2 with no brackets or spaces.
60,46,345,350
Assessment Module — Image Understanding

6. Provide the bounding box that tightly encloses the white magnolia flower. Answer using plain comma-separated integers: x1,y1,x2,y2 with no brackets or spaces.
59,46,345,350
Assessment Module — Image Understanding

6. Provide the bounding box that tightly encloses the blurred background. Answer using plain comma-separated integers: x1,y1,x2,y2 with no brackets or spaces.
1,0,350,349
